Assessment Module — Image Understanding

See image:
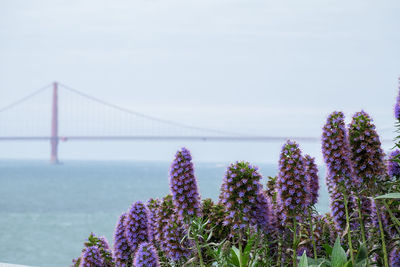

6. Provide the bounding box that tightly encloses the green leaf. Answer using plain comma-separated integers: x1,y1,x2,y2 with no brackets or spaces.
375,193,400,199
343,260,353,267
331,237,347,267
355,243,368,265
307,258,329,266
298,252,309,267
229,246,241,267
323,244,333,256
354,259,367,267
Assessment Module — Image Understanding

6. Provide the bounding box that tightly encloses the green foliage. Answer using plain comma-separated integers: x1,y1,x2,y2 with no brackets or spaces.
226,234,264,267
375,193,400,199
298,237,367,267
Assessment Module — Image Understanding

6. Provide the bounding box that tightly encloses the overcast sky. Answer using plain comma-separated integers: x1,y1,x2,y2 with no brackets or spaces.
0,0,399,163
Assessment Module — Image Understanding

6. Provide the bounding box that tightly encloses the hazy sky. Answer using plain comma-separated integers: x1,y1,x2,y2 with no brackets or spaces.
0,0,399,163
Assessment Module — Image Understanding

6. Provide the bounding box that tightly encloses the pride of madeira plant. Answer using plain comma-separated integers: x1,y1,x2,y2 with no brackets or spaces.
72,78,400,267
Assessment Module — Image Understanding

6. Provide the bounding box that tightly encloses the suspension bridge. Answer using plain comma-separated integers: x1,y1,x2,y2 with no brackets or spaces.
0,82,392,163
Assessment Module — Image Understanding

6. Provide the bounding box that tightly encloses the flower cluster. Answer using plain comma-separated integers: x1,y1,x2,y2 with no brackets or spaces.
388,150,400,177
162,213,192,262
304,154,319,206
328,186,347,231
359,196,373,234
113,213,131,267
153,195,174,247
371,200,399,240
124,201,151,254
201,198,230,242
276,140,309,222
254,190,272,233
133,242,160,267
169,147,201,222
219,161,263,230
390,246,400,267
80,246,104,267
321,111,356,189
264,176,281,233
147,198,161,245
395,77,400,120
154,195,191,262
73,233,113,267
348,111,386,189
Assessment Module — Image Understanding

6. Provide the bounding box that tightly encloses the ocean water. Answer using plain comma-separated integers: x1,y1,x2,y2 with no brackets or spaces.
0,160,330,267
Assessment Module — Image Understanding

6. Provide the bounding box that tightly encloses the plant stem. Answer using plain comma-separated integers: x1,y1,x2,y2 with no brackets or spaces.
307,208,317,260
277,238,282,267
382,199,400,234
292,217,297,267
356,197,369,267
239,230,243,267
356,197,367,244
194,235,205,267
374,199,389,267
343,193,355,265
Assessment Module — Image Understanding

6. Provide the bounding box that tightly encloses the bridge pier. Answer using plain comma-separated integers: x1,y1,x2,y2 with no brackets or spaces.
50,82,59,164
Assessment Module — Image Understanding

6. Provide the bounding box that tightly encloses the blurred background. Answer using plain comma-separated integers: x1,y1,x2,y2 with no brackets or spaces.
0,0,399,266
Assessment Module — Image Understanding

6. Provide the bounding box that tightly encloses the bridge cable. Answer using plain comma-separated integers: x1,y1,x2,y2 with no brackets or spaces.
0,83,52,113
58,83,243,136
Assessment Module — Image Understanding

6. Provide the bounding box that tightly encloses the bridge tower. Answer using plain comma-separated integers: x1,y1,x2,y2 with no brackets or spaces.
50,82,59,164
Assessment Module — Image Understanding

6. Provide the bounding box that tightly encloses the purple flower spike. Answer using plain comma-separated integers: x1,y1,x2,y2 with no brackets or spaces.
388,150,400,177
254,190,272,233
80,246,104,267
276,140,309,222
124,201,151,255
163,213,192,261
154,195,191,262
113,213,131,267
390,246,400,267
328,186,347,231
371,200,397,238
133,242,161,267
169,147,201,222
394,77,400,120
219,161,264,231
147,198,161,245
304,155,319,206
348,111,386,189
321,111,356,189
153,195,174,249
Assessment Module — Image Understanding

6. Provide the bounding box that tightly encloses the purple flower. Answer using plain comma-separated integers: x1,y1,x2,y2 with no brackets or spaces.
276,141,309,222
201,198,230,243
154,195,191,262
321,111,356,189
219,161,265,231
348,111,386,189
133,242,160,267
388,150,400,177
371,200,397,239
327,183,357,232
169,148,201,222
113,213,131,267
254,190,272,233
162,213,192,262
395,77,400,120
80,246,104,267
124,201,151,255
390,246,400,267
152,195,173,249
322,112,359,232
304,154,319,206
147,198,161,246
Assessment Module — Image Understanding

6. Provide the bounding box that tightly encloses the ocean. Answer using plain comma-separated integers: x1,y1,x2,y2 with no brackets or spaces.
0,160,330,267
